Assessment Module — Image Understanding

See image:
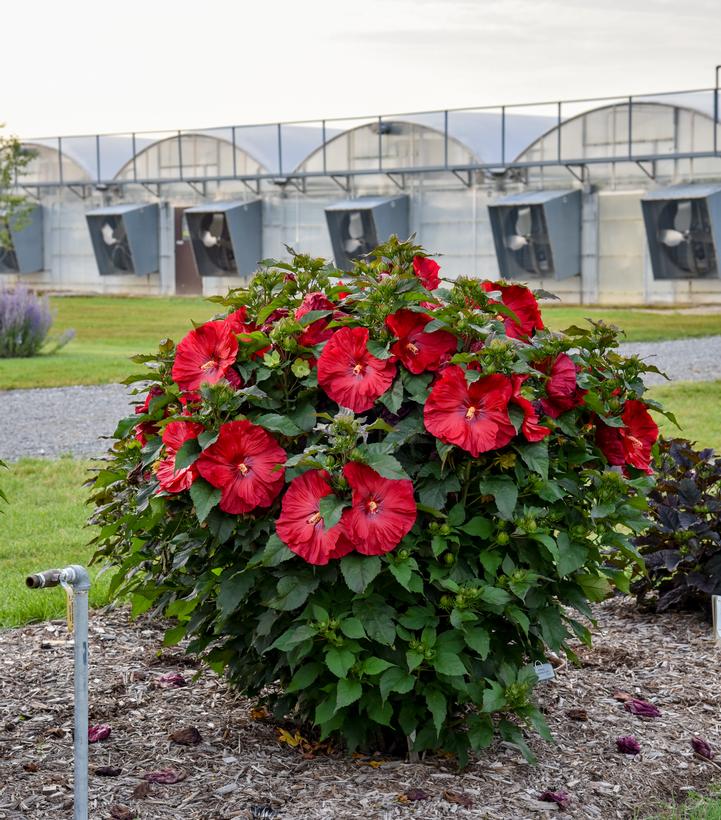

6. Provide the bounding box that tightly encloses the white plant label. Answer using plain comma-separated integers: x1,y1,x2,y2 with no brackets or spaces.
534,661,555,682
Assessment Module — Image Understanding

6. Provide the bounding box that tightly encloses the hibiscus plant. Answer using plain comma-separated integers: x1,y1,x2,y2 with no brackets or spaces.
91,238,664,764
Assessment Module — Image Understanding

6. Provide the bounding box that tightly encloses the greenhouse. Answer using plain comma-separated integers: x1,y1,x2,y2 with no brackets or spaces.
2,87,721,304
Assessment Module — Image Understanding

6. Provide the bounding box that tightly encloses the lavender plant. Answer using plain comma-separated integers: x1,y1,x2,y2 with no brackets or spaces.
0,286,53,358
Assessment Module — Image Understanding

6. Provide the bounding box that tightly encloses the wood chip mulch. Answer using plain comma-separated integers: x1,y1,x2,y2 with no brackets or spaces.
0,598,720,819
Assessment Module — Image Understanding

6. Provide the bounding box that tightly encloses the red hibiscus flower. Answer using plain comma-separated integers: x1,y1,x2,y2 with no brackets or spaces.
261,308,289,333
511,376,551,442
317,326,397,413
134,386,165,445
226,307,254,333
535,353,585,418
424,365,515,457
196,420,286,514
340,462,416,555
385,309,457,375
276,470,354,565
596,400,658,474
172,321,239,392
412,255,441,290
156,420,204,494
482,281,543,340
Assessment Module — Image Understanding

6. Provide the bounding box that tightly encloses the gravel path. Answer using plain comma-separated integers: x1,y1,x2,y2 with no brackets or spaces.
0,336,719,462
0,384,133,462
619,334,721,386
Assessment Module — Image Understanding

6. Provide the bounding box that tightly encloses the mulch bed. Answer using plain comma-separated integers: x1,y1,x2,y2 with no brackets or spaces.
0,598,719,819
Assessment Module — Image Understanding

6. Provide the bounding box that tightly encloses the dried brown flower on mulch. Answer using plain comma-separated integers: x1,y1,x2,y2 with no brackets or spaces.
0,597,719,819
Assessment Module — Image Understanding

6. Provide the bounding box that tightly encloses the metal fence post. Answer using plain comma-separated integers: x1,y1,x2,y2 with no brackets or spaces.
26,565,91,820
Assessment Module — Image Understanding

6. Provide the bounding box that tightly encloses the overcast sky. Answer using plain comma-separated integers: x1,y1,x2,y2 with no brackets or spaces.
5,0,721,137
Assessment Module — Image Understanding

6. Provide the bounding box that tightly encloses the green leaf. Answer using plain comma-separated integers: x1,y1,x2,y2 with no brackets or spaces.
217,571,256,618
326,646,356,678
477,476,518,521
189,479,221,524
379,376,403,414
286,662,323,693
289,402,316,432
254,413,303,437
340,617,366,639
379,667,415,701
461,516,493,538
361,444,409,481
336,678,362,709
340,554,381,594
318,494,348,529
432,651,467,677
353,596,396,646
366,695,393,726
250,532,295,567
463,626,490,659
362,657,395,675
389,561,413,590
536,606,567,651
575,572,612,602
271,624,317,652
425,688,447,735
517,440,549,480
556,532,589,577
467,714,494,750
314,697,338,724
482,681,506,713
268,574,320,611
174,438,201,470
447,503,465,527
479,586,512,607
198,430,219,450
367,339,394,359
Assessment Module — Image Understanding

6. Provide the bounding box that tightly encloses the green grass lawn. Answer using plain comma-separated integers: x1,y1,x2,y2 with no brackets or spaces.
0,458,110,627
647,380,721,451
543,306,721,343
0,295,214,389
0,296,720,390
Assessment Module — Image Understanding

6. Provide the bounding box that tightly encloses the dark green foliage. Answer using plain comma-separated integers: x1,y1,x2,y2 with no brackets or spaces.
634,438,721,612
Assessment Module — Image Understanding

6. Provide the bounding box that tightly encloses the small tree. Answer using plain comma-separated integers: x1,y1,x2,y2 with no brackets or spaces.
0,129,35,245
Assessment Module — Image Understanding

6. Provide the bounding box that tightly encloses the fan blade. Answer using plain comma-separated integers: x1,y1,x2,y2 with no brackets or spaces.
516,206,532,237
674,201,692,233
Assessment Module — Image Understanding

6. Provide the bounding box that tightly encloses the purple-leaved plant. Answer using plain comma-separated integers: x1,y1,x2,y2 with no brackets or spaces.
0,286,53,358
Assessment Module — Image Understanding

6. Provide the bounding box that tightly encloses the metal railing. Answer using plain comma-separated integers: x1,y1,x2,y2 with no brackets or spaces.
14,82,721,192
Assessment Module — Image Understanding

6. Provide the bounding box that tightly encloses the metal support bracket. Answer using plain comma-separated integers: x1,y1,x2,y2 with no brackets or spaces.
386,172,406,190
450,169,473,188
141,182,161,198
635,160,656,180
19,186,41,201
330,175,351,194
286,176,307,194
67,184,89,200
185,180,207,197
564,164,586,183
240,178,261,195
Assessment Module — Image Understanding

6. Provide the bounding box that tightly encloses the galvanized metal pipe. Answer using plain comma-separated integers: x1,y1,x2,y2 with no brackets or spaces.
26,565,90,820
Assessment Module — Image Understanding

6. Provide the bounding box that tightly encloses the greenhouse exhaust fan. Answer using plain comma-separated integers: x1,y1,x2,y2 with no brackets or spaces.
86,203,159,276
185,200,262,277
488,189,581,280
325,195,409,271
641,185,721,280
0,206,44,274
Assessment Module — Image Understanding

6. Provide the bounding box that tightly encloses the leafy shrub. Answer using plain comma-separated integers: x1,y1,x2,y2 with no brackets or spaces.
633,438,721,612
91,239,662,764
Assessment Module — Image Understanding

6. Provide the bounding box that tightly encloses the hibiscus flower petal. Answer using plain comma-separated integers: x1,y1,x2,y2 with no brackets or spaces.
482,281,543,340
386,309,457,375
172,321,239,392
317,326,397,413
412,256,441,290
341,462,416,556
276,470,349,565
196,420,286,514
424,366,515,458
